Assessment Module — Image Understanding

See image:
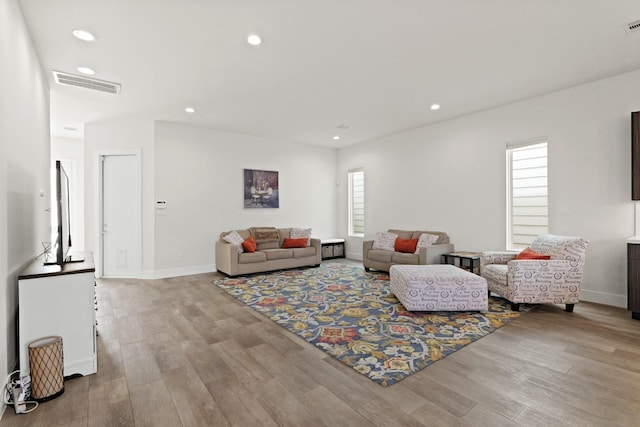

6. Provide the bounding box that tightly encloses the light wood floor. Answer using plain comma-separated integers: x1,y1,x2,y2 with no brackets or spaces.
2,259,640,426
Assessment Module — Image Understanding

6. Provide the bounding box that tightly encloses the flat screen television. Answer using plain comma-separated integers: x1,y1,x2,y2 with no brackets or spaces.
46,161,83,265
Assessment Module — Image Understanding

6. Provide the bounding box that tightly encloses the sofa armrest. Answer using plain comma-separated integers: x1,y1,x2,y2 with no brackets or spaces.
363,240,374,259
480,251,518,268
310,238,322,264
215,241,239,276
419,243,454,265
506,259,584,298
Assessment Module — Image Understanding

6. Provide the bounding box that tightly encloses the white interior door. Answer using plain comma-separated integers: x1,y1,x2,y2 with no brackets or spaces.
101,154,140,277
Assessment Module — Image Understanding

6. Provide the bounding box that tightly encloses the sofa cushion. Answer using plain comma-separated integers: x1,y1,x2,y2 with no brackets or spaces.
391,252,420,264
414,233,439,253
482,264,508,286
242,236,257,253
293,247,316,258
238,251,267,264
290,227,312,246
388,229,413,240
223,230,245,253
372,232,398,251
395,238,418,253
264,249,293,260
282,237,308,249
368,249,393,263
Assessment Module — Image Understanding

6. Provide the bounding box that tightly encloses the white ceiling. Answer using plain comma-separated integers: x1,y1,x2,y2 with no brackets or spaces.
18,0,640,147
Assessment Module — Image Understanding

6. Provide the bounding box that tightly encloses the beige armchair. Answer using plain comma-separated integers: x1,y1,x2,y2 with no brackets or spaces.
480,234,589,312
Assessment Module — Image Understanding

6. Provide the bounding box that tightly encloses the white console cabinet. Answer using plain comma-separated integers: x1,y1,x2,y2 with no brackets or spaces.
18,253,96,377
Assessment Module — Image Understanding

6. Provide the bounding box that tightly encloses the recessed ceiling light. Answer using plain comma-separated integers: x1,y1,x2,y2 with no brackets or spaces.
333,136,340,140
185,107,196,113
77,67,95,75
430,104,441,110
72,30,96,42
247,34,262,46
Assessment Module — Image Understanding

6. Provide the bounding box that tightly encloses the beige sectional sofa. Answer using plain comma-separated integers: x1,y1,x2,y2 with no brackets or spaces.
215,227,321,276
363,229,454,272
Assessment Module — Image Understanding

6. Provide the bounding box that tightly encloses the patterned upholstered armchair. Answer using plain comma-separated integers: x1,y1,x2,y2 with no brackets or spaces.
480,234,589,312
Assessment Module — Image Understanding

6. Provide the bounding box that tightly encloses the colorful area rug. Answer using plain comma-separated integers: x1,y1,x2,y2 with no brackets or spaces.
212,263,527,386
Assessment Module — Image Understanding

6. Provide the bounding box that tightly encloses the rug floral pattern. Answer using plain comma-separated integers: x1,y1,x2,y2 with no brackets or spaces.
212,263,526,386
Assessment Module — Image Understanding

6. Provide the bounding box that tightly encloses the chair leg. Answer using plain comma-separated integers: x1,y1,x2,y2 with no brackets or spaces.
565,304,575,313
510,303,520,311
364,267,370,272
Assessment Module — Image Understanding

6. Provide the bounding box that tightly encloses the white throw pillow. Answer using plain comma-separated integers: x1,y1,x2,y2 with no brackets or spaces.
223,230,245,253
290,227,312,246
414,233,439,253
372,232,398,252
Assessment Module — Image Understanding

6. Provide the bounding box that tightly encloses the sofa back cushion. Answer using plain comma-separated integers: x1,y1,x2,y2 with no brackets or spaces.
388,230,450,244
530,234,588,262
219,229,251,242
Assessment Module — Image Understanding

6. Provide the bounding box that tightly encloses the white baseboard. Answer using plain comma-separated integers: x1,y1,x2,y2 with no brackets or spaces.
580,289,626,308
346,250,362,261
141,264,216,280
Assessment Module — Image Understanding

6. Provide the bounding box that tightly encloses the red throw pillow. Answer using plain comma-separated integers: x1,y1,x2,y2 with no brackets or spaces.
242,236,257,253
516,247,550,260
394,237,418,253
282,237,308,249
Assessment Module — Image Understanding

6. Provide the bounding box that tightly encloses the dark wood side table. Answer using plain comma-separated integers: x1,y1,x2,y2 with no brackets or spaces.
441,252,481,275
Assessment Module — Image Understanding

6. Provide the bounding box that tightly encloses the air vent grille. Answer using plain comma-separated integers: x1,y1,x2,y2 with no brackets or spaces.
625,20,640,34
52,70,121,94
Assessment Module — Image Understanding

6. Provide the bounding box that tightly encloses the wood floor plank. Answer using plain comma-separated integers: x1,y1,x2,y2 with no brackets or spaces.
409,399,470,427
146,330,191,373
180,339,233,384
425,361,525,420
87,377,134,426
120,340,163,389
247,343,319,394
206,374,279,427
302,386,375,427
252,377,326,427
128,380,182,427
163,364,230,426
357,397,424,427
402,376,475,418
461,405,519,427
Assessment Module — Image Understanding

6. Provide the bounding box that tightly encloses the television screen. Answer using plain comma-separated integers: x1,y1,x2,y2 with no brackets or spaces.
46,161,81,266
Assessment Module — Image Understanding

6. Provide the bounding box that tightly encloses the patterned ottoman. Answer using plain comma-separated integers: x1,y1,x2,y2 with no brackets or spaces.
389,264,488,311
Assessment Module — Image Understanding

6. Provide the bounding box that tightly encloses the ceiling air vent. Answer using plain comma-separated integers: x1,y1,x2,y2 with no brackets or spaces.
624,20,640,35
52,70,121,94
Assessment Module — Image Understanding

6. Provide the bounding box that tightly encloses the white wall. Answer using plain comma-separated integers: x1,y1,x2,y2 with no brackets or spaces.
0,0,51,411
154,121,338,278
84,120,155,276
338,69,640,308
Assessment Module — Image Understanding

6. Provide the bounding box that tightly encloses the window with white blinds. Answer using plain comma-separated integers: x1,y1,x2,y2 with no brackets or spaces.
349,169,364,236
507,141,548,250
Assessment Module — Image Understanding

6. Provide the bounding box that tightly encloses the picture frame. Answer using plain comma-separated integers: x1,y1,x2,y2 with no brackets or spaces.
243,169,279,208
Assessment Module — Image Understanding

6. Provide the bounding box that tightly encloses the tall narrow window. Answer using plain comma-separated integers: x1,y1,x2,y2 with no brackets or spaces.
349,169,364,237
507,141,548,250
